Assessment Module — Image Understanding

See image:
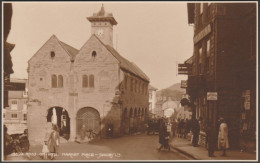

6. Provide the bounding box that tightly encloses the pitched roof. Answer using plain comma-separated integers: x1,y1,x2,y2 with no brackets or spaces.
105,45,150,82
59,40,79,60
28,35,79,63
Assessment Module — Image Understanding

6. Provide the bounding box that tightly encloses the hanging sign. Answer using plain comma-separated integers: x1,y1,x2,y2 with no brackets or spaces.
207,92,218,100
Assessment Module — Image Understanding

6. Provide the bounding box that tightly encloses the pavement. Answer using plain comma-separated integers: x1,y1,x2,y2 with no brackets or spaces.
169,137,257,161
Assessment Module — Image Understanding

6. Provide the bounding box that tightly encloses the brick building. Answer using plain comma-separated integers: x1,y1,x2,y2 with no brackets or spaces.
3,78,28,135
27,5,149,144
185,3,256,149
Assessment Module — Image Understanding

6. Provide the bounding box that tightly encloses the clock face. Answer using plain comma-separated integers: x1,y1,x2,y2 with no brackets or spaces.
97,29,104,37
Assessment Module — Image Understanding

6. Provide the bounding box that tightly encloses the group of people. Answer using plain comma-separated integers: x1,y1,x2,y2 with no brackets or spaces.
172,118,192,138
42,122,60,160
156,116,229,157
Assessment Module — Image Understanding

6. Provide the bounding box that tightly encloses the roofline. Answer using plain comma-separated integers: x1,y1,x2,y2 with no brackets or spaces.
120,67,149,83
87,16,118,25
149,85,158,91
10,78,27,83
28,35,77,64
76,34,149,82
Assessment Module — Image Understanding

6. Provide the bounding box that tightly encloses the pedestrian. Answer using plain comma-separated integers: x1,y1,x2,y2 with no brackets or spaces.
42,141,49,160
44,122,53,143
48,125,60,160
157,119,170,151
80,124,87,141
218,117,229,156
178,119,185,138
184,118,191,139
166,121,172,140
182,119,187,138
171,119,177,138
206,123,217,157
147,120,152,135
191,118,200,147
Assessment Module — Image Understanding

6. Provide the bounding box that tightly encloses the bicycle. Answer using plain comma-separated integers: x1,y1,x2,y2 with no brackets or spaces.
86,129,97,139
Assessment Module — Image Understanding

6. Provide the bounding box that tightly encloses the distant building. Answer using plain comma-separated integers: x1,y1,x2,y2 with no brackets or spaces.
3,78,28,135
148,85,158,115
155,97,182,118
176,107,192,120
27,5,150,144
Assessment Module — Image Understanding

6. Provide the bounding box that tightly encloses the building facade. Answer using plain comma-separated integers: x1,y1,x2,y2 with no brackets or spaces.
186,3,256,149
3,78,28,135
148,85,158,115
27,5,149,145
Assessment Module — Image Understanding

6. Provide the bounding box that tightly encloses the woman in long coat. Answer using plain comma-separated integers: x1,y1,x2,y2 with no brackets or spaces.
218,117,229,156
48,125,60,159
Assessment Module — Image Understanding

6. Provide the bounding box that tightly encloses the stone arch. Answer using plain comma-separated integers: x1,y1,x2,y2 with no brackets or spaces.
47,106,70,140
76,107,101,141
134,108,137,117
129,108,133,118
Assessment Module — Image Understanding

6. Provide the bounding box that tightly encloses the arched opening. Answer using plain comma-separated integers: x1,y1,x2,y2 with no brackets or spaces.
47,107,70,140
129,108,133,118
123,108,128,134
76,107,100,141
123,108,127,118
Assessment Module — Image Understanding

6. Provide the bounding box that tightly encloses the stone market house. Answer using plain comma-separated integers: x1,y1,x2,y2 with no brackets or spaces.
27,5,149,144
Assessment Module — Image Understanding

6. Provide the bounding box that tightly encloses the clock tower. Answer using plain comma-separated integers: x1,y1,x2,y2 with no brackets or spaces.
87,4,117,47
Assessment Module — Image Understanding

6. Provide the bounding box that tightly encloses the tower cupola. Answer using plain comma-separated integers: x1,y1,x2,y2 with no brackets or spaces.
87,4,117,47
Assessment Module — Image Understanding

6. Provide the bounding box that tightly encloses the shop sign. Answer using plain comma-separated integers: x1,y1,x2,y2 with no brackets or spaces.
181,80,188,88
244,101,250,110
207,92,217,100
194,24,211,44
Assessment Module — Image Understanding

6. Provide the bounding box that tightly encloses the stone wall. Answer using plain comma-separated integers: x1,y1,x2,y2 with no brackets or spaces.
27,35,149,144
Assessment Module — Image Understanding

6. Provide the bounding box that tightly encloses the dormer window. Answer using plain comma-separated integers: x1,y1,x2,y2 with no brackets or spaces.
50,51,55,58
92,51,97,58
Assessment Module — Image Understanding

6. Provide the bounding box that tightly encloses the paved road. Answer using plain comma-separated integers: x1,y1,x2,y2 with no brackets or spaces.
6,134,189,161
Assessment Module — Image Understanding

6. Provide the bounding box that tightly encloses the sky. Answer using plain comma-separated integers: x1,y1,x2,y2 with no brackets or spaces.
6,2,194,90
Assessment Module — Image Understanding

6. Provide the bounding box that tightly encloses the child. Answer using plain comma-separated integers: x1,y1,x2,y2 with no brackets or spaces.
42,141,49,160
